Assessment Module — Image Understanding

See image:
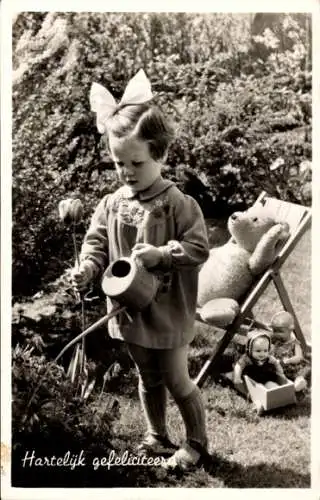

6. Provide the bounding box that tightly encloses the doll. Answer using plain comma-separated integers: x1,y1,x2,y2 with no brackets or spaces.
270,311,310,392
233,329,287,414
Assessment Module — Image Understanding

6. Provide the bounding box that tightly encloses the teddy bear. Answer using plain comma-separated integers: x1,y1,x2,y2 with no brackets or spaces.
197,206,290,327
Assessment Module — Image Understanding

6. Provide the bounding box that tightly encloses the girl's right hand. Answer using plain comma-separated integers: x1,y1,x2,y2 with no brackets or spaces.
71,261,94,292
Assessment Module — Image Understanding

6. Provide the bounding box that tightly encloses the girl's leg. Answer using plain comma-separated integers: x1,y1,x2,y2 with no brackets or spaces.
127,343,169,443
158,346,208,454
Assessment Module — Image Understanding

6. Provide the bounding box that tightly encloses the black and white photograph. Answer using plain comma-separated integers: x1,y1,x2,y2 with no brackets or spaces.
1,0,319,498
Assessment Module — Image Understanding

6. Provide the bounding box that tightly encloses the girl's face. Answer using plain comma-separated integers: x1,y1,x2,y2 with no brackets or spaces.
251,337,270,363
108,134,161,193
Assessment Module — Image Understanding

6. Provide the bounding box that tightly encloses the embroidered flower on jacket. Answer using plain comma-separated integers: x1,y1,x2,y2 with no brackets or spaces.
109,193,170,226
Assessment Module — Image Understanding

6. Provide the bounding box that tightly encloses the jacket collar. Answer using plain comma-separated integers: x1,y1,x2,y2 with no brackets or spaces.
121,176,174,201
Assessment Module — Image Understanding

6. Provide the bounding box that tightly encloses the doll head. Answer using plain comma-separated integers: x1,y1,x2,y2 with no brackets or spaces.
270,311,294,343
246,329,271,364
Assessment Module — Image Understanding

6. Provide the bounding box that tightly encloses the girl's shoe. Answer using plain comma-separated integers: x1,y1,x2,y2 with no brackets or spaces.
137,434,178,457
162,440,210,472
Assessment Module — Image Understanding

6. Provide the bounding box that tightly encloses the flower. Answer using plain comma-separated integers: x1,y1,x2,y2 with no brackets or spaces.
221,163,240,175
299,160,311,175
269,157,285,171
58,198,83,225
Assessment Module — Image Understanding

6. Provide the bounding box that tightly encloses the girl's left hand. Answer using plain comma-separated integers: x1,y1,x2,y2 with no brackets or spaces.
131,243,162,269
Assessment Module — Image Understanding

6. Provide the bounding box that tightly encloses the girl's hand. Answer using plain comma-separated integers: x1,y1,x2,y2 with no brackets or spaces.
131,243,162,269
71,261,94,292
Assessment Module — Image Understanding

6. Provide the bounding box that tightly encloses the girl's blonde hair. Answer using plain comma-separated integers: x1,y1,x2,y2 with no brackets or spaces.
105,103,175,161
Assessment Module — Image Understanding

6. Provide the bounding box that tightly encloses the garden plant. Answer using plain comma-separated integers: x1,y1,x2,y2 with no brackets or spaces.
10,12,311,488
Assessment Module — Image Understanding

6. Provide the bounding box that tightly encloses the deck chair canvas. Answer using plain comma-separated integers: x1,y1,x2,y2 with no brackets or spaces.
194,191,312,388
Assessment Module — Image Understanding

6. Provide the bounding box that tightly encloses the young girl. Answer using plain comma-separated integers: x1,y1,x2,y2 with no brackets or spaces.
71,69,210,472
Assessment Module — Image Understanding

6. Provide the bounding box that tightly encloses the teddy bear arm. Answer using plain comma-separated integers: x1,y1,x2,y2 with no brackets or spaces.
249,224,286,275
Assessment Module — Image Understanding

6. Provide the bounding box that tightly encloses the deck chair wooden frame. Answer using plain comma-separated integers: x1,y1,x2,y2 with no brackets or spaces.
195,191,312,388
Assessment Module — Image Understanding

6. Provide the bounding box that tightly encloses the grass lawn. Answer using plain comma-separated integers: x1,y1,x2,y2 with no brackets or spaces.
9,229,311,490
252,228,311,342
110,229,311,488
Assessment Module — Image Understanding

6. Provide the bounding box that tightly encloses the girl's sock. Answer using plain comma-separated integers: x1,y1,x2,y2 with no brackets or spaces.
174,385,207,449
138,380,168,438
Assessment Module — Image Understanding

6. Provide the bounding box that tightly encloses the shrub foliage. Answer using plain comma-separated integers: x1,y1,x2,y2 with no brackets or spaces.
12,12,311,296
10,13,312,487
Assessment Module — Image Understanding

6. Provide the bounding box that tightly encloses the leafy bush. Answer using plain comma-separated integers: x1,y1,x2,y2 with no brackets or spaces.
12,12,311,296
11,343,118,485
11,343,173,488
11,270,133,376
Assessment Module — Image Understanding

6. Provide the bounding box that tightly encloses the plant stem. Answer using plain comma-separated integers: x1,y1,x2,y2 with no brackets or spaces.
72,223,85,373
72,223,80,268
81,299,86,373
24,306,126,415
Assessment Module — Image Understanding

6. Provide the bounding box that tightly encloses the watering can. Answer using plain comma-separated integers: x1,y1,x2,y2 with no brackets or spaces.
42,257,159,381
101,256,160,311
26,258,161,410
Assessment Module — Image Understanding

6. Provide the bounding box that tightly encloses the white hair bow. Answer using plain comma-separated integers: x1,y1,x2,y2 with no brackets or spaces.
89,69,153,133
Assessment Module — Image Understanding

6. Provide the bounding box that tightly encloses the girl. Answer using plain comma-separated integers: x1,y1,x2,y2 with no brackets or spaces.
71,69,210,472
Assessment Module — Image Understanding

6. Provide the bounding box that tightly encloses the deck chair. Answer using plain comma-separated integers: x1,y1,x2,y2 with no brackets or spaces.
194,191,312,388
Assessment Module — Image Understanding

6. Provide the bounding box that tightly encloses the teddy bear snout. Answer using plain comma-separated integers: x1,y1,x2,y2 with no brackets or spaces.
230,212,243,221
228,212,244,233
